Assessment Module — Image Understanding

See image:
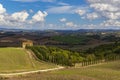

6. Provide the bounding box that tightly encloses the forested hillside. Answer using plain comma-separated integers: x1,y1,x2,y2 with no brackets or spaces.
84,42,120,60
28,42,120,66
27,46,84,66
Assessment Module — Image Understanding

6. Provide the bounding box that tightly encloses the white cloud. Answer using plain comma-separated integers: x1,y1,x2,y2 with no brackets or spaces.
59,17,78,27
76,9,86,16
0,10,48,28
0,15,4,21
66,22,77,27
86,0,120,27
32,11,48,22
86,12,99,20
1,0,120,29
0,4,6,14
11,11,29,22
59,18,78,27
46,6,74,14
29,9,34,13
102,12,120,20
58,2,69,6
60,18,67,22
46,6,86,14
41,0,56,3
0,3,48,29
101,20,120,27
90,3,118,12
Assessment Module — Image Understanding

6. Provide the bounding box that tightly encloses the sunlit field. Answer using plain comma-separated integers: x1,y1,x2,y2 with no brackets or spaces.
4,60,120,80
0,48,57,73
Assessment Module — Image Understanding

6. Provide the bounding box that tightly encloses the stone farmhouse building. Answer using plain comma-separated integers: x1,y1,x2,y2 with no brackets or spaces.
22,40,33,48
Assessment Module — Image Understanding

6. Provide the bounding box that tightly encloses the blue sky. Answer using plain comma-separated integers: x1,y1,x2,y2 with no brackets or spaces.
0,0,120,30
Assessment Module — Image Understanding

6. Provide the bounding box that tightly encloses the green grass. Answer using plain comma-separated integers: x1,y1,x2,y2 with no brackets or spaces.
0,47,57,73
50,61,120,80
5,61,120,80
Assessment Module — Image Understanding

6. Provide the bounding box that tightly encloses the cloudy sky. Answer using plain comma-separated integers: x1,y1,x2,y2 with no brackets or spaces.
0,0,120,30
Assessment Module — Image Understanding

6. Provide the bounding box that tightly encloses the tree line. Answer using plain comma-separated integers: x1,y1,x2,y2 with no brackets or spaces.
27,46,84,66
83,42,120,61
27,42,120,66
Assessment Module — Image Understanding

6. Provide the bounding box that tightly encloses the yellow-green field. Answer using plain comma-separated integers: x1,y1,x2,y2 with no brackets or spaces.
0,48,57,73
50,61,120,80
6,60,120,80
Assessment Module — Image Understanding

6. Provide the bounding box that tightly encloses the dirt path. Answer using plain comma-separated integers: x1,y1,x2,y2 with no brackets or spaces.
0,67,64,77
0,63,103,77
25,49,36,68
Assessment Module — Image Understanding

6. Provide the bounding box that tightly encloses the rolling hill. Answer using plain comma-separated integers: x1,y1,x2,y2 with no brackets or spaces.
0,48,57,73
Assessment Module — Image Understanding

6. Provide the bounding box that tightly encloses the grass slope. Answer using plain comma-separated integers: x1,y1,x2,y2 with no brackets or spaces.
6,60,120,80
0,48,57,73
50,61,120,80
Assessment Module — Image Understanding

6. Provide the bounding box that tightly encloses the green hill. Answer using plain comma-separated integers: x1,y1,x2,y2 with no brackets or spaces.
0,48,57,73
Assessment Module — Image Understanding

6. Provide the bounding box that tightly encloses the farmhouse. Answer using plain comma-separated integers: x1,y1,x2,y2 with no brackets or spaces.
22,40,33,48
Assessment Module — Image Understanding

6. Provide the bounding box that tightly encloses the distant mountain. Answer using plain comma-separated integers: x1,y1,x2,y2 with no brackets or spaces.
0,28,120,33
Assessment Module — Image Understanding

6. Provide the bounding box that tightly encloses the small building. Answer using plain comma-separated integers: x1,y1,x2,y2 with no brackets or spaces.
22,40,33,48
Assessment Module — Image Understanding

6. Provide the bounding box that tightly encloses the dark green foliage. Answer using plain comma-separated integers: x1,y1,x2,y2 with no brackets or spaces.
102,35,120,42
28,46,84,66
51,35,90,45
84,42,120,60
28,47,43,60
87,35,101,40
113,47,120,54
27,42,120,67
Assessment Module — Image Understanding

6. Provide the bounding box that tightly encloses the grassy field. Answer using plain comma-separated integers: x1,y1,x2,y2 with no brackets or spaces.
50,61,120,80
0,48,57,73
5,60,120,80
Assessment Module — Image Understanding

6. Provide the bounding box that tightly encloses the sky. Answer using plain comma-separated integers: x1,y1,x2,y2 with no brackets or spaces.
0,0,120,30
